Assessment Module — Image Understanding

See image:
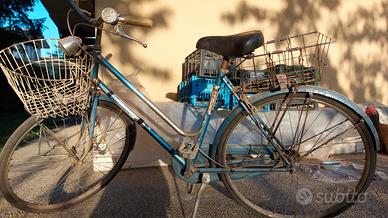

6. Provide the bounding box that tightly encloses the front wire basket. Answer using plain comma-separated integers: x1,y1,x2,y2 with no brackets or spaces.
0,38,94,118
237,31,335,93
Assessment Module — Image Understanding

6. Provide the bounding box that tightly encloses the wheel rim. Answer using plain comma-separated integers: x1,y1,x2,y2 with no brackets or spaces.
220,94,373,217
3,105,129,210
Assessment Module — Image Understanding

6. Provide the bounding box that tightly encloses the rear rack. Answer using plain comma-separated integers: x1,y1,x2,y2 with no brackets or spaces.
237,31,335,93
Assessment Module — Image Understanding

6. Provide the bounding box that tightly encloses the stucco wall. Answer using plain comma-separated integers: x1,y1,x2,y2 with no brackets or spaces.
95,0,388,105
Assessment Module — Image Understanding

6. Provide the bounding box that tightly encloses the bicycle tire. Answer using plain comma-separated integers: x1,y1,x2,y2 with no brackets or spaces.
0,100,136,213
216,92,376,217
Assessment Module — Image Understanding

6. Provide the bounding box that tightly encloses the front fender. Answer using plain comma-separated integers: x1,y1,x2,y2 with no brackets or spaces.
210,86,380,161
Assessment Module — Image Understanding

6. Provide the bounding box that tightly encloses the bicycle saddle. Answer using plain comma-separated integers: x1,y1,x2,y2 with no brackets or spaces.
196,30,264,58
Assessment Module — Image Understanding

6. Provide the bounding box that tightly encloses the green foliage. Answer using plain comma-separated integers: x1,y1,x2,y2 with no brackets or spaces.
0,0,47,113
0,113,29,150
0,0,46,47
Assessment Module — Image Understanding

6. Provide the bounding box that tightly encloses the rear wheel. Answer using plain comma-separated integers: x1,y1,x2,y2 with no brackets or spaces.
0,101,135,212
216,92,376,217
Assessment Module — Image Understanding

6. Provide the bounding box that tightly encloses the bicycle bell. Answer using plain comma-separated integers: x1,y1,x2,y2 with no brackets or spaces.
58,36,83,57
101,7,119,24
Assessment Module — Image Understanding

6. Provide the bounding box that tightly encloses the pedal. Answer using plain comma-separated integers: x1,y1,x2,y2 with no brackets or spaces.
192,173,210,218
178,138,199,159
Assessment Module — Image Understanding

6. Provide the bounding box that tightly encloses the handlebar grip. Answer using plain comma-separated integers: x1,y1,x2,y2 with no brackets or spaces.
119,16,153,28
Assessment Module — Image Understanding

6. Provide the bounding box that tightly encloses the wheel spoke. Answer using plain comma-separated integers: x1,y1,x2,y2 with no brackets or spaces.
1,102,132,211
217,93,375,217
299,124,357,160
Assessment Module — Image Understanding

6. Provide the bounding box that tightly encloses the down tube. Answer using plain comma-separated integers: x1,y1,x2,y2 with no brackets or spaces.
94,72,186,166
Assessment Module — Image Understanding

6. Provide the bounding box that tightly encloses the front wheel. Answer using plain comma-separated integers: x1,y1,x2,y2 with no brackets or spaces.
0,101,135,213
216,92,376,217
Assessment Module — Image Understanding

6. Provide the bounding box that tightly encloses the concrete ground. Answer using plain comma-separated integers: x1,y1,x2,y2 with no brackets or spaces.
0,154,388,218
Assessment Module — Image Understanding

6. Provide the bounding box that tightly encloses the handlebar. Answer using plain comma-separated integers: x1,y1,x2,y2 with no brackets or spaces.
118,16,153,28
67,0,95,24
67,0,153,28
66,0,152,48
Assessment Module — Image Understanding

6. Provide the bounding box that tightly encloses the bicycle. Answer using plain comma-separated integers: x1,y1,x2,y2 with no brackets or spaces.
0,1,380,217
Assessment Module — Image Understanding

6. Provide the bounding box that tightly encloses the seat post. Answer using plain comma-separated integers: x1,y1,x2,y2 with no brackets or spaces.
204,57,230,115
220,57,230,73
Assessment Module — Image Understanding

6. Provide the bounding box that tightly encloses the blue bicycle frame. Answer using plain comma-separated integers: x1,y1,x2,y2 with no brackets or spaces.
87,53,291,174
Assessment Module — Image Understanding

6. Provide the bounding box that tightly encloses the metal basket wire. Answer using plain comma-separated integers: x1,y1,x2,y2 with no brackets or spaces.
238,31,334,93
0,38,94,118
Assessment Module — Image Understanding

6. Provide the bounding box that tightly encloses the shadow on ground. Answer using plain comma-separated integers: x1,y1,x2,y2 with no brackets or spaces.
1,154,388,217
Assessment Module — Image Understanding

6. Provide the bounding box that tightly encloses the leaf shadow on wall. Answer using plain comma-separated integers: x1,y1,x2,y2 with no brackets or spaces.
221,0,388,104
97,0,174,80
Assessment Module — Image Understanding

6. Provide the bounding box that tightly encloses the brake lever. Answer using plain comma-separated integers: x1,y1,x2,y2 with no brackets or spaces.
113,24,148,48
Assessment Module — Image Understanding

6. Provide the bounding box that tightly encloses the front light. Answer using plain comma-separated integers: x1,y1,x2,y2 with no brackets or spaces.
58,36,82,57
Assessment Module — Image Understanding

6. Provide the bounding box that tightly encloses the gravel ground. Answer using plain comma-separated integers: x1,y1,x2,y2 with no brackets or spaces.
0,154,387,218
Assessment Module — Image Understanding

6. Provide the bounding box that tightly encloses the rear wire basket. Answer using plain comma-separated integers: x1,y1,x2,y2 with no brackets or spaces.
0,39,94,118
237,31,334,93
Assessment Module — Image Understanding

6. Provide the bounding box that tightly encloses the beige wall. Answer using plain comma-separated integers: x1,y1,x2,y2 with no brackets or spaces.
96,0,388,105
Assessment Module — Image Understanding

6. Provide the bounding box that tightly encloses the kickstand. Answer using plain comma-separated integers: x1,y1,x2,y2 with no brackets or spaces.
192,173,210,218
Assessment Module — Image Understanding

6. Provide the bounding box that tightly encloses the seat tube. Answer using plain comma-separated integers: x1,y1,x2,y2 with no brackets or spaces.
206,58,229,114
197,58,230,145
